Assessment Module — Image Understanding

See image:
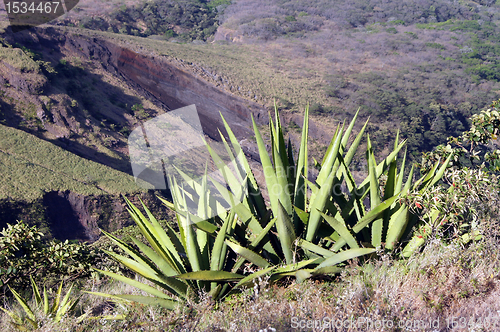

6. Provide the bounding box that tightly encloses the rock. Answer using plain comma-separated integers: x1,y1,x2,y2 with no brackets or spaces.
0,63,47,95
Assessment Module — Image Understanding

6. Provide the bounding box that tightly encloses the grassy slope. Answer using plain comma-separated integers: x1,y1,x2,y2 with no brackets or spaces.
0,123,141,201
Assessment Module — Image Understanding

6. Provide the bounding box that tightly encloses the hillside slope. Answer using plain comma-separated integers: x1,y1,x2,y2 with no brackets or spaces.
55,0,500,158
0,123,138,201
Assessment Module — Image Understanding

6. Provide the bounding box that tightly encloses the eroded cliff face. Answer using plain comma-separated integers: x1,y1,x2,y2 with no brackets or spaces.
110,46,265,140
38,29,266,141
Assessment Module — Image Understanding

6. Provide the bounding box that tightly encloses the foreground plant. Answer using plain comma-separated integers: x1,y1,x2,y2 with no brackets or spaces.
1,277,83,330
94,105,449,309
0,221,101,292
405,99,500,248
205,107,449,267
88,199,242,308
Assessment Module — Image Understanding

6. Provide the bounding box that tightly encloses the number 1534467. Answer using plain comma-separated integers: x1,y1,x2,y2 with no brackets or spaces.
5,1,61,14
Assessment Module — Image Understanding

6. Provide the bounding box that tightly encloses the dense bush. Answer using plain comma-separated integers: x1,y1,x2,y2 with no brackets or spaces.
79,0,224,41
403,100,500,251
0,222,102,292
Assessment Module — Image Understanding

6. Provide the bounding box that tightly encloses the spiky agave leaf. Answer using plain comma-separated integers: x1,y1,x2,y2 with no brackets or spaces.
95,194,272,309
2,280,82,329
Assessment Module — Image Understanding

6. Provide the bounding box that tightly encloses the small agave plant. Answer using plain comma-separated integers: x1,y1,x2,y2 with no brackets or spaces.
1,277,84,330
93,105,449,309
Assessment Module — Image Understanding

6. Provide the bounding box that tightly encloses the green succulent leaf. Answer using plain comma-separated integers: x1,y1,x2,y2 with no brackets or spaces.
225,240,270,268
174,271,244,281
315,248,376,270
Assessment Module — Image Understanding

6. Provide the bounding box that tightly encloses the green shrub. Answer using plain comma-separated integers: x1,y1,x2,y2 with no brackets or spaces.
407,99,500,251
207,0,231,10
425,42,446,50
164,29,176,39
404,31,418,39
0,222,102,292
308,102,333,116
390,20,406,25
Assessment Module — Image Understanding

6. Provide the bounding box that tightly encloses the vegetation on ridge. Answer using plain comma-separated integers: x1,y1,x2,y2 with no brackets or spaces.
0,99,499,330
65,0,229,42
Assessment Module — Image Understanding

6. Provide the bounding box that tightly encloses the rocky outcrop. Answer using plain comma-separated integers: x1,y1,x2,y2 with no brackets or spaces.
0,62,47,95
43,191,102,242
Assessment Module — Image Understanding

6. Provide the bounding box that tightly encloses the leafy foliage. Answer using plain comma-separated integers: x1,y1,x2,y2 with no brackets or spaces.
405,99,500,250
78,0,223,41
419,99,500,171
403,167,492,249
0,222,102,291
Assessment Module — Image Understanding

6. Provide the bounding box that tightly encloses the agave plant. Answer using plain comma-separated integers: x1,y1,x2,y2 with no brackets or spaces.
207,106,450,277
1,277,83,330
203,108,379,277
94,104,449,309
88,197,276,308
